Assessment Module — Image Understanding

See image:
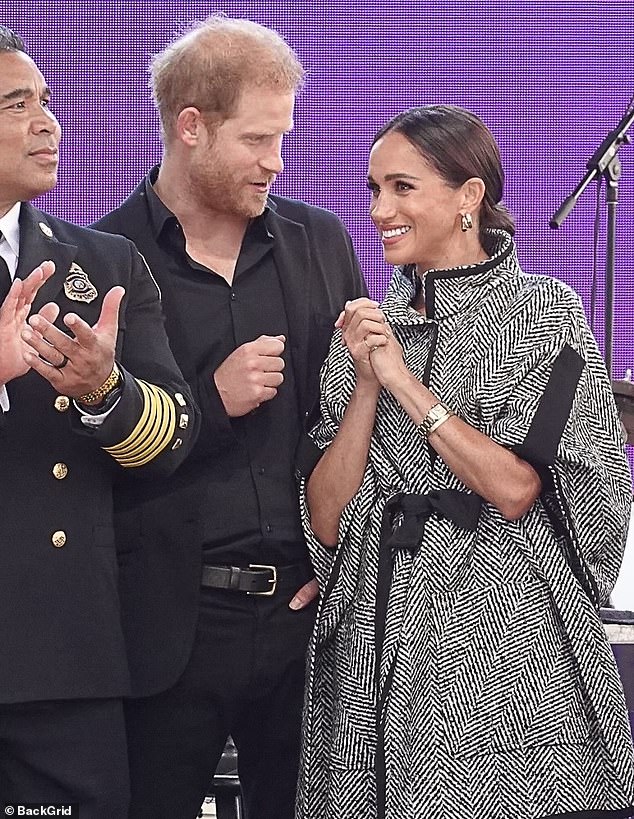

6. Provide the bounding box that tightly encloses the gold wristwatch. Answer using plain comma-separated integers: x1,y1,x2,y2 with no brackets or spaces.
417,402,453,439
77,363,121,406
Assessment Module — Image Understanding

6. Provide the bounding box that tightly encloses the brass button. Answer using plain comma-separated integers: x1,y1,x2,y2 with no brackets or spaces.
51,530,66,548
171,437,183,450
179,413,189,429
52,462,68,480
54,396,70,412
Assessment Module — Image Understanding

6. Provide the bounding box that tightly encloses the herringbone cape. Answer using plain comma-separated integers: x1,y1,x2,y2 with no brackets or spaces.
297,232,634,819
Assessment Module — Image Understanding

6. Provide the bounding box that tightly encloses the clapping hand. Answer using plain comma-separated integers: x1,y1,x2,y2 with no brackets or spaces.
0,261,56,386
21,285,124,398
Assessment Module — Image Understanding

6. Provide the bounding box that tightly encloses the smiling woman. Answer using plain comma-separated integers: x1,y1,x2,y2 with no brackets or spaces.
367,105,515,279
299,105,634,819
368,130,488,277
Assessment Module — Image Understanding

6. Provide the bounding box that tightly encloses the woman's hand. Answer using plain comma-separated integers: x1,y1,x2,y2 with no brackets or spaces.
365,327,410,392
336,298,389,385
336,298,411,393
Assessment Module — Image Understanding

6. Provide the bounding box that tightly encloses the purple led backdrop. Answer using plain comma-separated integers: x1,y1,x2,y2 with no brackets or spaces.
3,0,634,464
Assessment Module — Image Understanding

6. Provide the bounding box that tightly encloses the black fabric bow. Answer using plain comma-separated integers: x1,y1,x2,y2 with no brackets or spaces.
381,489,481,551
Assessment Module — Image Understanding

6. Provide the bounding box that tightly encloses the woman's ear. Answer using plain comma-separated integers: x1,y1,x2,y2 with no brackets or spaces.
461,177,486,212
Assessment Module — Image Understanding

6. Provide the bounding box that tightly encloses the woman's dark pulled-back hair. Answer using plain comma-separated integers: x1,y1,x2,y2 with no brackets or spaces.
0,25,25,53
373,105,515,241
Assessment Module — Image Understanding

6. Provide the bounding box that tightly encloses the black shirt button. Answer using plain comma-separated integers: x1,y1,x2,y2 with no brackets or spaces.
258,467,265,476
230,292,237,301
265,524,273,533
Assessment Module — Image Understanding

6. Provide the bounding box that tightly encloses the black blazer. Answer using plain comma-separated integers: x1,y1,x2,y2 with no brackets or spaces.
93,183,368,696
0,203,199,704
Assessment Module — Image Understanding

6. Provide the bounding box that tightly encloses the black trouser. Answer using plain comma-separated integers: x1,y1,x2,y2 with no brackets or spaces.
125,567,317,819
0,697,129,817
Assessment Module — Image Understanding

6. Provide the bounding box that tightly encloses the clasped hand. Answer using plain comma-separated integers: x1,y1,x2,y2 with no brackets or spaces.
336,298,405,388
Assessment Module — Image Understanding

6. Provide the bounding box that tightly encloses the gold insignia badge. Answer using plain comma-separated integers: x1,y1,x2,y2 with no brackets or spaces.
38,221,54,238
64,263,98,303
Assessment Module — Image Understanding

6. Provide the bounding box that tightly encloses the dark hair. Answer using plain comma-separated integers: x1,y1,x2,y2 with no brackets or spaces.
0,25,25,53
373,105,515,241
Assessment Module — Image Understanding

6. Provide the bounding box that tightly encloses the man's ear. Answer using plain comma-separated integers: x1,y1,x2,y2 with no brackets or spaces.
175,107,203,147
461,177,486,212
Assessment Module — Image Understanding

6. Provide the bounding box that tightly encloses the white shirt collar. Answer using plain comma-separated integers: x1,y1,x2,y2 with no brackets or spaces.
0,202,21,277
0,201,21,254
0,202,21,410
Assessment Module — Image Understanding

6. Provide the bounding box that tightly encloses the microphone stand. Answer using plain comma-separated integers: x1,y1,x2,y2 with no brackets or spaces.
549,103,634,376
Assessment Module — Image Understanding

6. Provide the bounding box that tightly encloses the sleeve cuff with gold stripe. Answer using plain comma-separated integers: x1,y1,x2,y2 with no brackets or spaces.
103,379,179,467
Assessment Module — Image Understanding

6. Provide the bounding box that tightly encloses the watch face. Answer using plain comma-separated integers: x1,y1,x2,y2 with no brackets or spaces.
418,403,451,436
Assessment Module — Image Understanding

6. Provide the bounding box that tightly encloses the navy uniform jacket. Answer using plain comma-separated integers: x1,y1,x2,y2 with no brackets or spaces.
94,186,368,697
0,202,199,704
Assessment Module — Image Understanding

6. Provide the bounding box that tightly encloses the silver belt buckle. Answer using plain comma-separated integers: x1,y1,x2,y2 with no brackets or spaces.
248,564,277,596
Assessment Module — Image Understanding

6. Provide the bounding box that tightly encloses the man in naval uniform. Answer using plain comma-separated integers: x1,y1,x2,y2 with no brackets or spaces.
0,26,199,817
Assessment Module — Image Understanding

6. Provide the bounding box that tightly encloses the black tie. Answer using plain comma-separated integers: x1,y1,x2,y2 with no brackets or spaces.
0,231,12,303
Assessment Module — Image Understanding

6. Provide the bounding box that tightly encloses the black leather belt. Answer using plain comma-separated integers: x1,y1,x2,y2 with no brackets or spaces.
200,562,311,596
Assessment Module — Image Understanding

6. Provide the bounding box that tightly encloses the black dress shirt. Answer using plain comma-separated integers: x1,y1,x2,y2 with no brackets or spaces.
145,172,306,566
